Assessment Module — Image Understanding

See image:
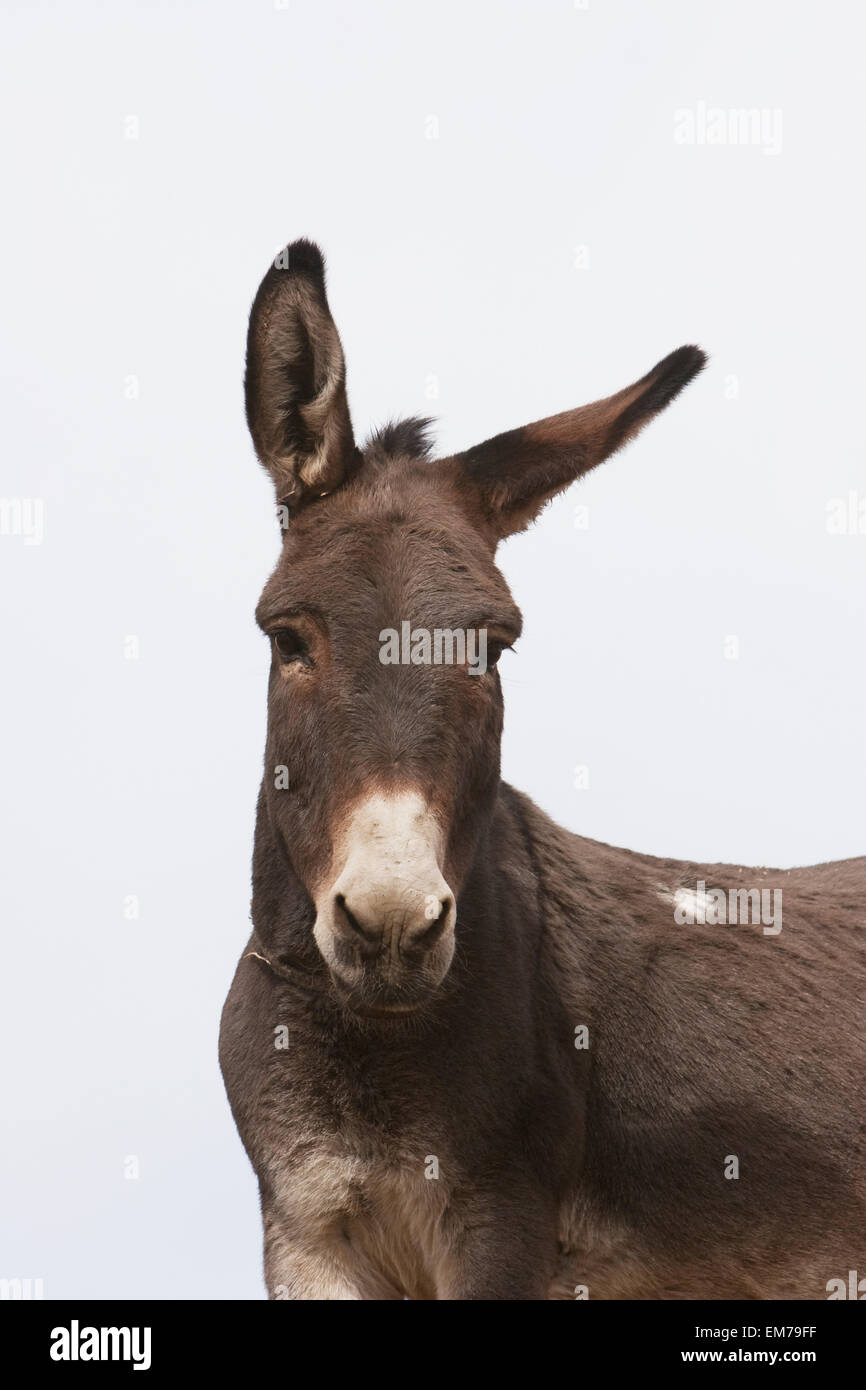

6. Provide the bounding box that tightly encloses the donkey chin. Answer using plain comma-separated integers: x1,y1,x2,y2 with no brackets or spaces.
311,792,457,1017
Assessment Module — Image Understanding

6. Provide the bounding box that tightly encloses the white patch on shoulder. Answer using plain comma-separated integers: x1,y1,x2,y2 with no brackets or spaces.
657,885,715,917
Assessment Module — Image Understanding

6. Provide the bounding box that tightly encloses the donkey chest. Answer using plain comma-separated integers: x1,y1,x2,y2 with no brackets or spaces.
272,1136,456,1299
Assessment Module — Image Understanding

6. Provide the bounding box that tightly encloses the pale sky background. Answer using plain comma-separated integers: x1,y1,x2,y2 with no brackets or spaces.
1,0,863,1299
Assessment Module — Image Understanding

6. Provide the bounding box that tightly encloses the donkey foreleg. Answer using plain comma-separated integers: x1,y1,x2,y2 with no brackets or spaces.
263,1204,363,1300
262,1202,405,1301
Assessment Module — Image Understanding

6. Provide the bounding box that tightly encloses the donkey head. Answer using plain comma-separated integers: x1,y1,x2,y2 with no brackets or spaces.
246,239,705,1017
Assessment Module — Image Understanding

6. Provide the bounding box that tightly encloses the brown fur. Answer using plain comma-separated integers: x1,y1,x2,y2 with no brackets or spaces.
220,240,865,1299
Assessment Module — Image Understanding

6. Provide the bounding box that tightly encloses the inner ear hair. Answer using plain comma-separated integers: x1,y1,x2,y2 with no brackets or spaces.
245,238,358,513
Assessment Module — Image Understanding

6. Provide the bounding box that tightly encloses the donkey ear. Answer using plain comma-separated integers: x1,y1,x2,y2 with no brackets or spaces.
449,345,707,540
245,239,358,510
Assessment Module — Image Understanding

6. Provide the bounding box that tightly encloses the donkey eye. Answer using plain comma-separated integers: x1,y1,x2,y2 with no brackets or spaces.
273,629,312,666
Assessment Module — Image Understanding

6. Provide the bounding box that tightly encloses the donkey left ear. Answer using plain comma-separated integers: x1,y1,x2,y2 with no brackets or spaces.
245,239,359,512
447,345,707,540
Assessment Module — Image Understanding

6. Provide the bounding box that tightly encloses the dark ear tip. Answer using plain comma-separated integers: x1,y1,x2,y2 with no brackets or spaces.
645,344,708,404
669,344,709,377
276,238,326,282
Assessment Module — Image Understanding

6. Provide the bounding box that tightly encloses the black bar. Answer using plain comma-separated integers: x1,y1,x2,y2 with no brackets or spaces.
3,1298,860,1375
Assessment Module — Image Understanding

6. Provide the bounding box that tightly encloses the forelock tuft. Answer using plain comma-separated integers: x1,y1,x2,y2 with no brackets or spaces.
364,417,436,462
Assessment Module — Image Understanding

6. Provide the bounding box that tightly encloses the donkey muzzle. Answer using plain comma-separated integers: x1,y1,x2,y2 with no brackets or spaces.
313,792,457,1010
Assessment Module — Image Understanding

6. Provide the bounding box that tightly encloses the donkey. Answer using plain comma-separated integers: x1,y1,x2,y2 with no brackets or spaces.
220,239,865,1300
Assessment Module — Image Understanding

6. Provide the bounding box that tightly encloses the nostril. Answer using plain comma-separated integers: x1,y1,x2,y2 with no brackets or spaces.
334,893,380,942
412,895,454,946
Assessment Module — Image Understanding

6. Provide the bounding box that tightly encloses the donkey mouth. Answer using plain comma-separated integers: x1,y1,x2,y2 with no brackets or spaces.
326,960,442,1019
349,998,420,1019
331,972,432,1018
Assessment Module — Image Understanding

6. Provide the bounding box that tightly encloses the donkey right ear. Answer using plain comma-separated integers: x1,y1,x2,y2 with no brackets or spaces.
446,345,707,541
245,239,358,511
